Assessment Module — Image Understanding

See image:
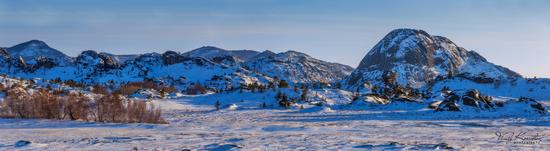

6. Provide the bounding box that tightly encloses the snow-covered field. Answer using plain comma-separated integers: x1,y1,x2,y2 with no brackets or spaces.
1,94,549,151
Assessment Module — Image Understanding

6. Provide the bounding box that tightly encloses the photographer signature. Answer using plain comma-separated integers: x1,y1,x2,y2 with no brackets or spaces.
495,130,545,145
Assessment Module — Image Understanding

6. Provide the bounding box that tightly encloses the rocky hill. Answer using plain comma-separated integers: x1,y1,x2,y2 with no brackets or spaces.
344,29,521,89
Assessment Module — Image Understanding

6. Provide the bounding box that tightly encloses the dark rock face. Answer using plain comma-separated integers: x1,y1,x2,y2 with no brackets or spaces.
211,56,240,66
428,101,442,109
184,46,260,61
518,97,546,114
16,56,27,68
0,48,10,59
436,93,461,112
344,28,521,89
76,50,120,70
436,90,495,112
131,53,163,67
249,50,276,61
162,51,184,65
461,89,494,110
434,90,546,114
31,56,57,70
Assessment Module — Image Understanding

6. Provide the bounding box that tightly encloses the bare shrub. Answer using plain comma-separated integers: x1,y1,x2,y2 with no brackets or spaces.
0,83,5,92
126,101,166,123
64,80,85,88
95,93,125,122
118,83,142,95
117,81,177,96
91,85,109,95
0,87,166,124
63,92,91,120
186,84,208,95
4,86,32,118
32,89,62,119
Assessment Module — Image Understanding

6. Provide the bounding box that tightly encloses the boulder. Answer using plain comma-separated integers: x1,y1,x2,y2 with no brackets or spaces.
461,89,494,110
15,140,31,148
435,93,461,112
161,51,184,65
436,100,460,112
517,97,546,114
364,94,391,104
428,100,443,109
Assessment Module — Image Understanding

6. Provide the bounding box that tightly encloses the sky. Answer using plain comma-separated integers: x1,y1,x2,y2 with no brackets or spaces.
0,0,549,77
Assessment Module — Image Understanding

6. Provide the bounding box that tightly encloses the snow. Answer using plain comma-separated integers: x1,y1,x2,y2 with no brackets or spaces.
0,73,549,150
347,28,520,90
1,32,550,150
1,93,549,150
0,80,548,150
432,77,550,100
244,50,354,83
183,46,260,61
6,40,72,66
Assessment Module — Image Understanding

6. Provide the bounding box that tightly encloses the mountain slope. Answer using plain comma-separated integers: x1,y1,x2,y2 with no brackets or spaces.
99,52,139,64
244,50,354,83
6,40,72,66
183,46,260,62
344,29,521,89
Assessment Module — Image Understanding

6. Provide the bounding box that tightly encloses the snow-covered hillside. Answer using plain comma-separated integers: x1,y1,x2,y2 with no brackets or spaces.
1,28,550,150
6,40,72,66
244,50,354,83
183,46,260,62
344,29,520,89
0,41,355,92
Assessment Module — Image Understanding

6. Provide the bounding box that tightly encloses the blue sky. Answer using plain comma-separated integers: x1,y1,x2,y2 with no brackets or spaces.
0,0,549,77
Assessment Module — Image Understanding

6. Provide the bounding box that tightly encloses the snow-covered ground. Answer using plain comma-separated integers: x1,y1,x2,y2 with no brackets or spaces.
1,94,549,150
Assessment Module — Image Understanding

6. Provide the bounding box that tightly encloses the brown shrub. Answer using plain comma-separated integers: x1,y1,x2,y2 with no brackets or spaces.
92,85,109,95
186,84,208,95
0,83,5,92
118,81,178,97
64,80,85,88
126,101,166,123
118,81,155,95
0,88,166,124
64,92,91,120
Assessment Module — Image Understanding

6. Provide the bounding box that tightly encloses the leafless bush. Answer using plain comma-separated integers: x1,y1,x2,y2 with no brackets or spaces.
95,93,125,122
91,85,109,95
186,84,208,95
63,92,91,120
117,81,177,96
0,83,5,92
0,88,167,124
126,101,165,123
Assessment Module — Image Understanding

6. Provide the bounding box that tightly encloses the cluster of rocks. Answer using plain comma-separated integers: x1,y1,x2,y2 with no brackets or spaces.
434,89,546,114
